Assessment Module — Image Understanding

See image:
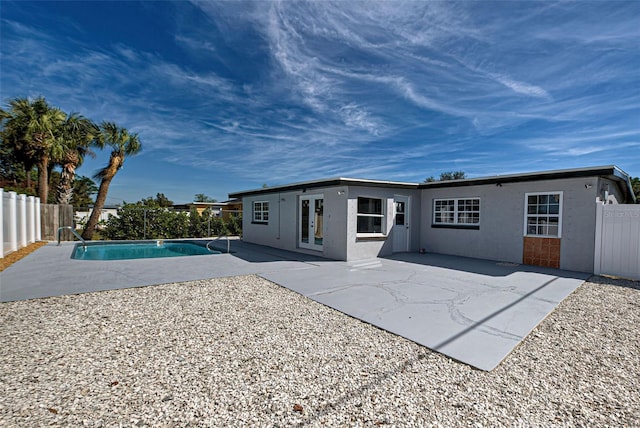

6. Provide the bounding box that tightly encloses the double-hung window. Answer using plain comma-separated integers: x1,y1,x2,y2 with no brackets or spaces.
357,197,385,235
252,201,269,223
433,198,480,227
525,192,562,237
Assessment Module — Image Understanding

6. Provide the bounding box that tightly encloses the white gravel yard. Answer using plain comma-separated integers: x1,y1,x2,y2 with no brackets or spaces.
1,274,638,427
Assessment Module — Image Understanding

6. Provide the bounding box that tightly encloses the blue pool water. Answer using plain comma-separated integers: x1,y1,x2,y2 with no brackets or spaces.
72,241,221,261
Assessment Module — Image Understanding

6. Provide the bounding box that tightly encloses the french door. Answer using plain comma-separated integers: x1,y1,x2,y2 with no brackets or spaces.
299,195,324,251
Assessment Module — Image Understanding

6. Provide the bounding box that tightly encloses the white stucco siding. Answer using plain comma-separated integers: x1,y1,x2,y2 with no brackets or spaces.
345,187,421,261
241,185,419,261
420,177,600,272
421,185,513,263
559,178,600,272
321,187,349,260
241,186,349,260
242,193,283,249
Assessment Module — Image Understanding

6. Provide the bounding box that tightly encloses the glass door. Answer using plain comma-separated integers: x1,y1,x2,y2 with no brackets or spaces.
299,195,323,251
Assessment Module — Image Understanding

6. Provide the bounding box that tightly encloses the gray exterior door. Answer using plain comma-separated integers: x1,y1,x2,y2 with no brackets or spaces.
392,195,410,253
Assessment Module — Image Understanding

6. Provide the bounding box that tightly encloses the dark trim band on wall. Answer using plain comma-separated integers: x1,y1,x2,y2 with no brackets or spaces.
431,224,480,230
251,221,269,225
356,236,388,242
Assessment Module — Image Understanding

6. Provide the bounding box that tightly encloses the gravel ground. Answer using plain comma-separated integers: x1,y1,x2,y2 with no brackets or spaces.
1,274,638,427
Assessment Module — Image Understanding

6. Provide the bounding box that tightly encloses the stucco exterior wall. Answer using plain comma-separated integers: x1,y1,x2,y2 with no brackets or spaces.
241,185,420,261
345,187,421,261
241,193,283,248
420,177,599,272
319,186,349,260
241,186,349,260
239,172,625,271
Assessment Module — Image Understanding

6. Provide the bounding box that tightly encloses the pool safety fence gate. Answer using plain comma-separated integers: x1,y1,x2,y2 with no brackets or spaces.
1,188,41,258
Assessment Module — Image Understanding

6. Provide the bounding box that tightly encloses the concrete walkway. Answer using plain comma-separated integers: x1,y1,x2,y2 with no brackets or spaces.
0,241,588,370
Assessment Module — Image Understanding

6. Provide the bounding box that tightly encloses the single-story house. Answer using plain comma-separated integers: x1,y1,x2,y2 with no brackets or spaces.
228,165,635,273
75,205,120,228
172,199,242,220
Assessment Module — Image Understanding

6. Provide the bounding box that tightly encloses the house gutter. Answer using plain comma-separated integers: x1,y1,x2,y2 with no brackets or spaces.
228,165,636,203
229,178,419,199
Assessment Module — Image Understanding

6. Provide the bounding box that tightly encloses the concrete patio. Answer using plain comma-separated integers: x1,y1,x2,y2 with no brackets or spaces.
0,240,589,371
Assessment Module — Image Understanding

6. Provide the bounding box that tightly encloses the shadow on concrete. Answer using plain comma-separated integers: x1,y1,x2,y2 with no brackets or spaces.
196,239,331,264
431,276,561,353
207,240,589,281
384,251,589,280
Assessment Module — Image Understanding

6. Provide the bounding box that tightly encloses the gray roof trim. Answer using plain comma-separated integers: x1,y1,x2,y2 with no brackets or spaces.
418,165,635,202
612,166,636,203
228,177,419,198
229,165,635,202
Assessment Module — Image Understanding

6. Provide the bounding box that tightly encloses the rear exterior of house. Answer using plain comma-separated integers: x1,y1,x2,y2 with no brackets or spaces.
234,179,421,261
229,166,634,273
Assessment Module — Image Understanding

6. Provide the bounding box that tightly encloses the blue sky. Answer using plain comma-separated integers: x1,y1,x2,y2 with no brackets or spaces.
1,1,639,204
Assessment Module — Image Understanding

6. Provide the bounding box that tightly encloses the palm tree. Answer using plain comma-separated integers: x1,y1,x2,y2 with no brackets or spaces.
54,113,99,204
631,177,640,203
0,97,66,199
71,176,98,207
81,122,141,240
1,98,37,189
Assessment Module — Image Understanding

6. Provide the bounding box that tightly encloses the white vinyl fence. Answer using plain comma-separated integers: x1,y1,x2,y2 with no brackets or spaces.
1,188,41,258
594,203,640,280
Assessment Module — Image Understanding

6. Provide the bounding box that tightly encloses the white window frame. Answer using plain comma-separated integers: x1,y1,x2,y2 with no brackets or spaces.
252,201,269,223
432,198,480,226
524,192,563,238
356,196,386,237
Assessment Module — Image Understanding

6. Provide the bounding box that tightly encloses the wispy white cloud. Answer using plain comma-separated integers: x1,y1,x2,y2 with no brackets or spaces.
489,74,550,99
174,34,217,54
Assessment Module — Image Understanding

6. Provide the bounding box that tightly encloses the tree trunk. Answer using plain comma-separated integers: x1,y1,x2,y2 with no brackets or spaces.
81,175,113,240
56,163,76,204
81,153,122,240
24,162,34,190
37,155,49,202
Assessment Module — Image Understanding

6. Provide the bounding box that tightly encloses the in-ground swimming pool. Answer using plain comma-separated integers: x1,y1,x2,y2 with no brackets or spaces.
72,241,221,261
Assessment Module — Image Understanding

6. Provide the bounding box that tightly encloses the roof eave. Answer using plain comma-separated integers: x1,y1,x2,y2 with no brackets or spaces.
228,165,635,202
229,177,419,198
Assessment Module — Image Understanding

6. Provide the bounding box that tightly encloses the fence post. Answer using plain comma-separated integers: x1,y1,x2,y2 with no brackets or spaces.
27,196,36,244
0,189,3,258
7,191,18,253
17,193,27,248
593,203,604,276
35,197,41,240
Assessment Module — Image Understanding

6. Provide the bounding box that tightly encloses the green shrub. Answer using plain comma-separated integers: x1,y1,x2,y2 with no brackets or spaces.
101,204,242,239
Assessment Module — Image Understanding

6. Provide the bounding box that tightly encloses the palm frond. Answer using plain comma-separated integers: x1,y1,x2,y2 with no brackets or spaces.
93,166,111,181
